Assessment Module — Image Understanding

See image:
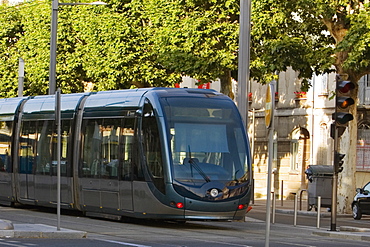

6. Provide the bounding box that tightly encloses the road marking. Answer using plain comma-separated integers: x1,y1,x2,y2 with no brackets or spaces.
275,241,316,247
98,239,152,247
0,239,28,247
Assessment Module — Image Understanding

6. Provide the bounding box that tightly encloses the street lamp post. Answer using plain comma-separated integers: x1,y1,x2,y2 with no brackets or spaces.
48,0,106,231
49,0,107,95
237,0,252,125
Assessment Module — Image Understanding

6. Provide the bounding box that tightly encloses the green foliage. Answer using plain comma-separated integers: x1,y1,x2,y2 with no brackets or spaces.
251,0,370,86
1,0,370,97
337,4,370,74
140,0,239,84
0,5,23,97
0,0,181,97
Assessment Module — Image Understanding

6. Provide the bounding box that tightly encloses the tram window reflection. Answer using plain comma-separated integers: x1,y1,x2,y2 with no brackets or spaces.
81,118,128,179
0,121,11,172
51,120,71,176
121,118,135,181
36,120,52,175
19,121,36,174
141,101,165,193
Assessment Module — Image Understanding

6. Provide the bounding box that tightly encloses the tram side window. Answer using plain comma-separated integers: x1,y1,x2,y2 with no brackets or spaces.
141,102,165,193
36,120,52,175
51,120,71,176
81,119,103,178
0,121,12,172
19,121,37,174
102,119,120,178
121,118,135,181
81,119,120,179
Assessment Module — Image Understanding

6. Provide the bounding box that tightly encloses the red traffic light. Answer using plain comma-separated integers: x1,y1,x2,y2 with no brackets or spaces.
337,80,355,94
335,76,355,126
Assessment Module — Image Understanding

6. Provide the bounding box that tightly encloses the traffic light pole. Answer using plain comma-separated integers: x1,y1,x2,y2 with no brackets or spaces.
330,75,355,231
330,123,338,231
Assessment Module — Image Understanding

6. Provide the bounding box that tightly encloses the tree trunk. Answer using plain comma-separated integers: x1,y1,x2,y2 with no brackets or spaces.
327,10,358,213
219,69,234,99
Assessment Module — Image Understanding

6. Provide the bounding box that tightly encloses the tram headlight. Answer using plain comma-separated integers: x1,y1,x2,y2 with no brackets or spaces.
210,188,219,198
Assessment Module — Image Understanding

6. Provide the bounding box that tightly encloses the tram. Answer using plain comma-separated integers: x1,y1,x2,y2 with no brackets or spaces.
0,88,251,221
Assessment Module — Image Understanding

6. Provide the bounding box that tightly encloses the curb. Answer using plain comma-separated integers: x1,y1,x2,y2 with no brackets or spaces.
313,229,370,242
275,209,349,218
0,220,14,230
0,224,87,239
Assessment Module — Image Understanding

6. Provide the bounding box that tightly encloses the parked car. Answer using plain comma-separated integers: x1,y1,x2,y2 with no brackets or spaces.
352,181,370,220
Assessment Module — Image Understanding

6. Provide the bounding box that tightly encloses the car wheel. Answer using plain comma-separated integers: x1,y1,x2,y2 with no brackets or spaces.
352,203,362,220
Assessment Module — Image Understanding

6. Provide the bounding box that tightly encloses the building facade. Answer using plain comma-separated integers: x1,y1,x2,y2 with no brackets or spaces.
248,68,370,208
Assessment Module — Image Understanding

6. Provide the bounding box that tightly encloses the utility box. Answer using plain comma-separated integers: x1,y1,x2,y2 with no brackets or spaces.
305,165,333,211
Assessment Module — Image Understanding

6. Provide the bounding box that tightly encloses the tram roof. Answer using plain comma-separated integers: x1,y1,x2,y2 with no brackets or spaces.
82,89,147,117
0,97,28,121
82,88,226,117
6,88,227,120
22,93,89,120
83,89,147,108
147,88,224,98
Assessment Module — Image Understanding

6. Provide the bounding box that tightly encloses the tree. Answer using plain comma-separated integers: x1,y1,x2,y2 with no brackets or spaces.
251,0,370,213
0,5,23,97
0,1,181,97
1,0,241,98
138,0,240,98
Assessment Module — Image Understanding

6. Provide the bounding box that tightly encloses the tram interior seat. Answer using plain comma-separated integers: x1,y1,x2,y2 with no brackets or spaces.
147,152,163,178
91,159,99,176
0,156,5,171
106,159,118,177
122,161,132,180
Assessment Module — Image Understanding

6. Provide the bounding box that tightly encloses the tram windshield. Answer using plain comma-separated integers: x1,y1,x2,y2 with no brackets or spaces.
161,96,250,200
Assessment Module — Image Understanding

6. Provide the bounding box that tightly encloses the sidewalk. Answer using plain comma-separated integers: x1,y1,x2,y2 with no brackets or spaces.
0,219,86,239
1,199,369,241
250,199,370,242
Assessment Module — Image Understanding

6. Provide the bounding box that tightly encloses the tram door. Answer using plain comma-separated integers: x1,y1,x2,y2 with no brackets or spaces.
33,120,53,203
18,121,36,201
49,120,73,206
80,119,121,213
0,121,13,203
119,118,135,212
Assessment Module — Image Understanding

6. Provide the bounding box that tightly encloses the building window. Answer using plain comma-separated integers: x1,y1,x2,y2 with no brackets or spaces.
317,123,329,166
313,74,328,95
358,74,370,105
290,140,299,171
357,123,370,171
290,128,310,172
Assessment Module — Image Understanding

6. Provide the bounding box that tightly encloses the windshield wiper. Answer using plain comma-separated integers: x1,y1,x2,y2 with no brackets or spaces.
185,158,211,183
185,146,210,183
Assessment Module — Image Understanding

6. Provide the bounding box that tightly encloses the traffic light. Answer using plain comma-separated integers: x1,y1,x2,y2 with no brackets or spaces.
332,75,355,127
334,151,345,173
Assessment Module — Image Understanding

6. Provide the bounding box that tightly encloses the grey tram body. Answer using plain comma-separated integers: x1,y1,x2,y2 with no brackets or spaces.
0,88,251,221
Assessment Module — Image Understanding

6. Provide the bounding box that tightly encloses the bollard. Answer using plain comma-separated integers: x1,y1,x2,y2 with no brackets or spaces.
299,189,307,211
281,180,284,206
251,179,255,205
271,191,276,224
317,196,321,229
291,192,298,226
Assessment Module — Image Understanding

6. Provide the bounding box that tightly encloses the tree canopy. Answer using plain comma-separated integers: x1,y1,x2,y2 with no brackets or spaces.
1,0,370,98
0,0,240,97
250,0,370,90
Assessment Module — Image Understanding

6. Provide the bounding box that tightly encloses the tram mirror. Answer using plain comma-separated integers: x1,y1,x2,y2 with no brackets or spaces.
135,109,143,116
